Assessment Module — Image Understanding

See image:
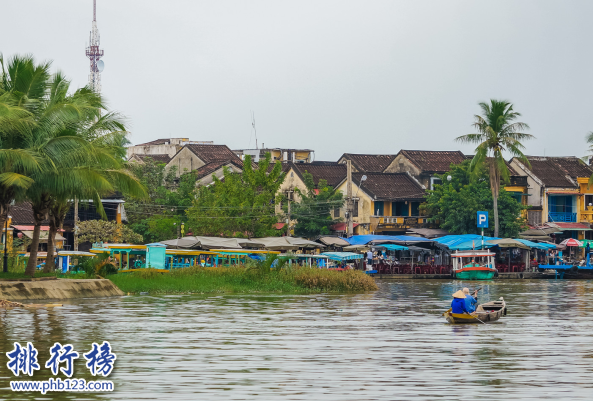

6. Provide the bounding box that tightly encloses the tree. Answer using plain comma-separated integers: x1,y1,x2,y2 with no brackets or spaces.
289,172,344,238
186,154,285,237
77,220,143,244
423,161,528,237
456,100,534,237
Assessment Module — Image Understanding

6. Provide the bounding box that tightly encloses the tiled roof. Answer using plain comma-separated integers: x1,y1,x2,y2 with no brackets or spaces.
196,160,243,179
9,202,45,225
340,154,396,173
353,173,426,201
131,154,172,164
398,150,466,173
522,156,592,188
293,162,347,188
185,144,243,164
134,138,172,146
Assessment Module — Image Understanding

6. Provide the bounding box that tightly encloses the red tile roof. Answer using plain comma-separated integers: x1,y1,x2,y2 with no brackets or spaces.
339,154,396,173
552,222,592,230
185,144,243,165
523,156,592,188
398,150,466,174
353,172,426,201
196,160,244,179
293,162,347,188
134,138,173,146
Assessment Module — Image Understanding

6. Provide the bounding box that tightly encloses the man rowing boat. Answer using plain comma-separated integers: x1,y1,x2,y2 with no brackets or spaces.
463,287,478,313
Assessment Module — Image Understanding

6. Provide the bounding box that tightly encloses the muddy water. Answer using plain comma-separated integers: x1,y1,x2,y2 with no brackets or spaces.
0,279,592,400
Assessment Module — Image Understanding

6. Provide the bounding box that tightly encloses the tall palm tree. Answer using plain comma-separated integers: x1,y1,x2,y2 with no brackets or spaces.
456,100,534,237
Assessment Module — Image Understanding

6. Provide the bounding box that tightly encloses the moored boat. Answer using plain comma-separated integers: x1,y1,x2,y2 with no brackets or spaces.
443,297,506,324
451,250,497,280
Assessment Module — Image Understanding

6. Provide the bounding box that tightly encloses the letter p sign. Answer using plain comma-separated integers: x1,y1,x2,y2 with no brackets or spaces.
477,211,489,228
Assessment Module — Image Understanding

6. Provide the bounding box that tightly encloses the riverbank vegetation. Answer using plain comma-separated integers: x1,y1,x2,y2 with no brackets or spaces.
108,266,378,295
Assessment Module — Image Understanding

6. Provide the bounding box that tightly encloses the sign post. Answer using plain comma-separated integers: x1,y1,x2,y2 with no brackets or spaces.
477,211,489,250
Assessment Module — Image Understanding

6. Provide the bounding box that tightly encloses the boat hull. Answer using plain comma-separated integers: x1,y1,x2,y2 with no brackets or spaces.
454,267,496,280
444,299,506,324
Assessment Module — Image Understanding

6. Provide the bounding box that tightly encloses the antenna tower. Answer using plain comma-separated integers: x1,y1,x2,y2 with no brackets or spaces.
85,0,104,93
251,111,258,149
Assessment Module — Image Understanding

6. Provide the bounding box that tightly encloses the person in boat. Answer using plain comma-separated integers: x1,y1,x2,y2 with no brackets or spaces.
462,287,478,313
451,290,471,314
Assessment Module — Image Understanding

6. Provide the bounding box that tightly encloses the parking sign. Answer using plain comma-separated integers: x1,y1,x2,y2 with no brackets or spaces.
477,211,488,228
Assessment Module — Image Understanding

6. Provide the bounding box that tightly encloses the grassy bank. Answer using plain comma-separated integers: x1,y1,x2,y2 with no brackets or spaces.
108,266,378,295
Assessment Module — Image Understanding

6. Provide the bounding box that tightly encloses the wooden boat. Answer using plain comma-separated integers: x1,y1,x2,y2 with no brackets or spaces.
451,250,497,280
443,297,506,324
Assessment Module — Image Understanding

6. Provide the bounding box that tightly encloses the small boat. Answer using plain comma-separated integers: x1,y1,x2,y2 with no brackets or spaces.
451,250,497,280
443,297,507,324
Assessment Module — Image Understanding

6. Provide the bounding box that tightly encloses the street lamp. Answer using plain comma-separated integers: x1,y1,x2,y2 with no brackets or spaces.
447,175,452,182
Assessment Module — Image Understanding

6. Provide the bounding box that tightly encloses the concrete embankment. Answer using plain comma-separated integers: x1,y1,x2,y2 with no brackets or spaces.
0,278,124,301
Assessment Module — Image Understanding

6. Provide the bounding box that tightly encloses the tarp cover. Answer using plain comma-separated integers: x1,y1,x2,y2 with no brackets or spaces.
487,238,531,250
252,237,324,250
513,239,553,250
317,237,350,247
347,235,434,245
321,252,364,261
375,244,409,251
432,234,499,250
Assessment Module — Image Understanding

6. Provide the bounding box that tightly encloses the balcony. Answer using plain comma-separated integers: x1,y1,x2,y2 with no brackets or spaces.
371,216,430,228
509,176,528,187
548,212,577,223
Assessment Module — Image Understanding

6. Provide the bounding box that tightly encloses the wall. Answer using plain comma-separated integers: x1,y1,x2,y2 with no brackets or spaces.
126,144,180,159
276,168,307,215
0,278,124,301
334,180,373,225
165,147,205,178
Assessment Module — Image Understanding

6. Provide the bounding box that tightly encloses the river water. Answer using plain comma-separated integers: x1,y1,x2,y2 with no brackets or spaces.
0,279,592,400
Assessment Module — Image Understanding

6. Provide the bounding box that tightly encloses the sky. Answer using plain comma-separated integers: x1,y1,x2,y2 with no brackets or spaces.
2,0,593,161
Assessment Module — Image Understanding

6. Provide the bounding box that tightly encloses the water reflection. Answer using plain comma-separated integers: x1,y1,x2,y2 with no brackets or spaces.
0,280,591,400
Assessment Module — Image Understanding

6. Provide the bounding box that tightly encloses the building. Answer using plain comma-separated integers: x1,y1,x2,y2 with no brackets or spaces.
334,172,428,235
126,138,213,160
127,154,172,165
234,147,314,163
165,144,244,179
384,150,466,189
337,153,396,173
510,156,593,239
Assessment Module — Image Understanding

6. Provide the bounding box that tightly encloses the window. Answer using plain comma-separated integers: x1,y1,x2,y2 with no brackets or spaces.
353,201,359,217
430,177,442,190
374,201,384,216
334,208,340,218
392,201,408,216
410,202,420,217
586,195,593,208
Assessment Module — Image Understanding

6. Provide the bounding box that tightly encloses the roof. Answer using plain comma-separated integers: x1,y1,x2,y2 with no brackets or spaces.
130,154,172,164
349,172,426,201
195,160,243,179
519,156,592,188
549,222,592,231
134,138,175,146
293,162,347,188
9,202,48,225
398,150,466,174
184,144,243,165
339,154,396,173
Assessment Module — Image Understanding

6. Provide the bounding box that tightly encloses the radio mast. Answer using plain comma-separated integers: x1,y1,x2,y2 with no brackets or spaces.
85,0,104,93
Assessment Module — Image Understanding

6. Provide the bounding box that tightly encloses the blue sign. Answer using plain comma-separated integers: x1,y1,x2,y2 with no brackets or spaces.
477,211,489,228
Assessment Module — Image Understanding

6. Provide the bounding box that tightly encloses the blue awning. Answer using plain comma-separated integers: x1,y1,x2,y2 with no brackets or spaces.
347,235,433,245
375,244,409,251
432,234,499,250
321,252,364,261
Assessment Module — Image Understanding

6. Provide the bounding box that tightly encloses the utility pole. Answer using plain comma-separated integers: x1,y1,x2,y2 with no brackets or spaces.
286,189,292,237
73,197,79,251
346,160,353,237
3,217,8,273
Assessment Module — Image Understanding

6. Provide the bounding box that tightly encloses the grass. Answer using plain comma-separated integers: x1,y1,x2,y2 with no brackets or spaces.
108,265,378,295
0,272,60,280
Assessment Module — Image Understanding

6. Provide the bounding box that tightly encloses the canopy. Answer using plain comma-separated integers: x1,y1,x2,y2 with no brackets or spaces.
375,244,408,251
160,236,266,250
317,236,350,247
487,238,531,250
406,228,450,238
513,238,552,250
20,231,65,243
252,237,325,250
285,237,325,248
560,238,583,247
432,234,498,251
321,252,363,261
347,235,433,245
343,245,371,251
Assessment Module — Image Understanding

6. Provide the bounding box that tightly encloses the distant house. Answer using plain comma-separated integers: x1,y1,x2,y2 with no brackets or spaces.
234,147,315,163
385,150,466,189
334,172,428,235
126,138,215,159
127,154,172,164
165,144,244,179
510,157,593,237
337,153,397,173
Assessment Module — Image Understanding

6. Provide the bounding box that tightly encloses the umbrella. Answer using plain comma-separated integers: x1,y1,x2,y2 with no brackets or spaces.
560,238,583,247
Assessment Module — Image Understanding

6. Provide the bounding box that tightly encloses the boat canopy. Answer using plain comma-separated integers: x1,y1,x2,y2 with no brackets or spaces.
321,252,364,261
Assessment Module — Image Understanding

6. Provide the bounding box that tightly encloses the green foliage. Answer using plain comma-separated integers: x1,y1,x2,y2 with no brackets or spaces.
126,158,196,241
423,161,528,238
77,220,144,244
186,153,285,237
290,172,344,238
71,254,117,278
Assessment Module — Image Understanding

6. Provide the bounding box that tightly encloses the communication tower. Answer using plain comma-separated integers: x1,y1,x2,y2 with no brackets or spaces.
85,0,104,93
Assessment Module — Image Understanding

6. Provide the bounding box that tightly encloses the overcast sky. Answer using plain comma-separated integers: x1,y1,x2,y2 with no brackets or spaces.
2,1,592,161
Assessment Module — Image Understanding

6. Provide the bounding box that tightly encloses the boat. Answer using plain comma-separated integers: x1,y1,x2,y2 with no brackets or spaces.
443,297,506,324
451,250,497,280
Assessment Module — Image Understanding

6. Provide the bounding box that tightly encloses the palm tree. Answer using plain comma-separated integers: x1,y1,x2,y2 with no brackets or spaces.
456,100,534,237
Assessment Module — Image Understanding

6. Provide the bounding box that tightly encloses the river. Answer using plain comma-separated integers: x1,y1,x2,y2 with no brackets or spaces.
0,279,592,400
